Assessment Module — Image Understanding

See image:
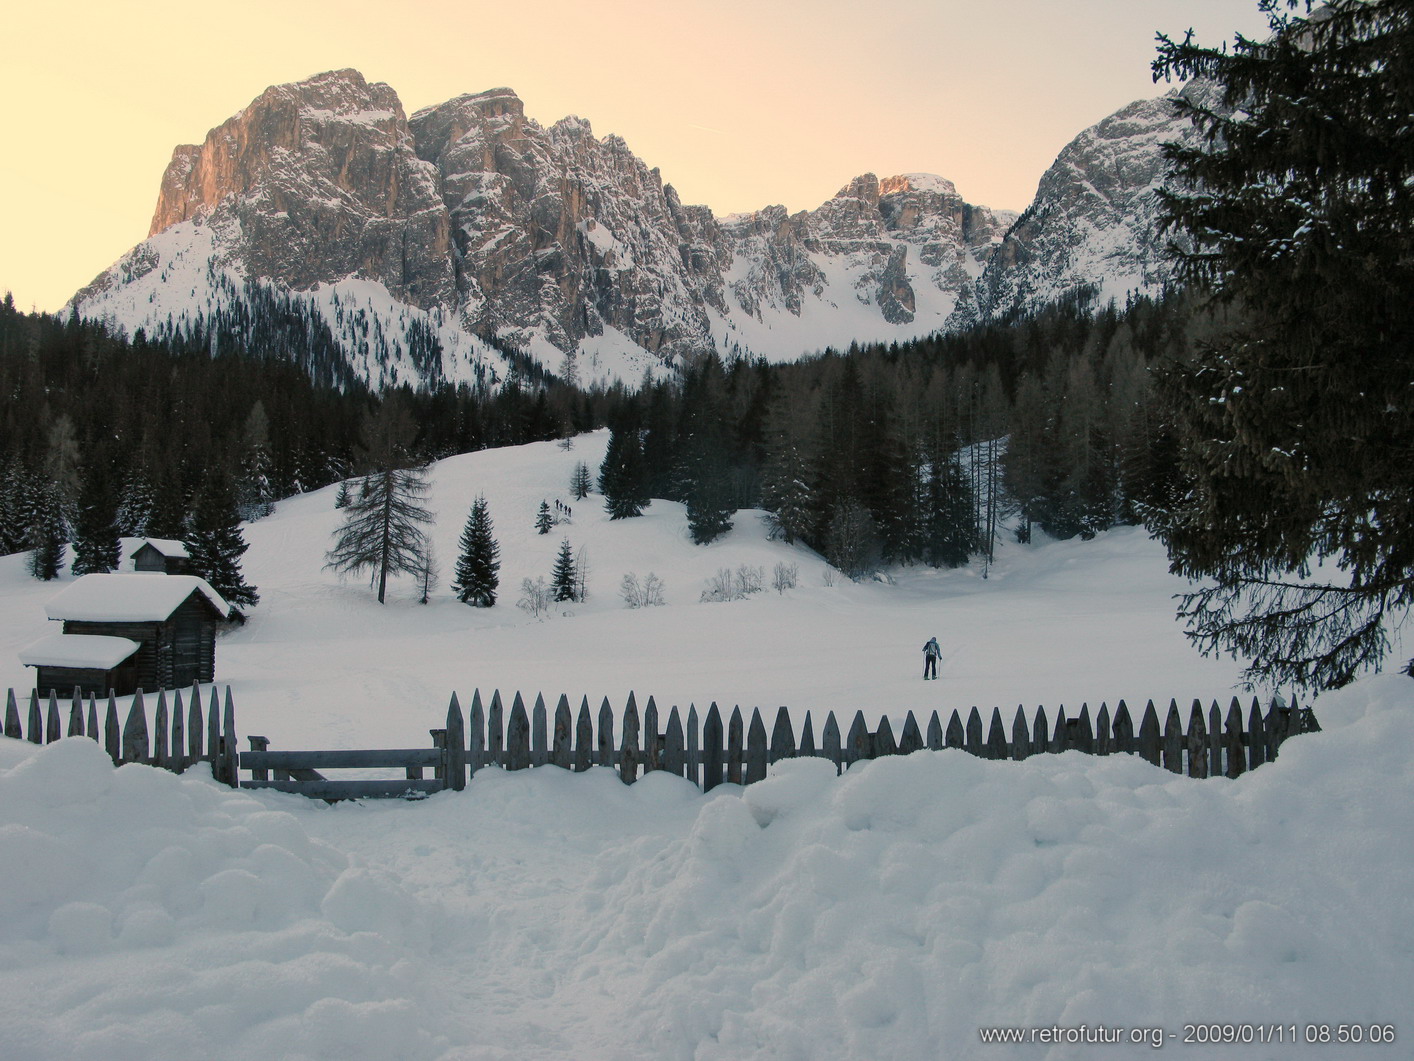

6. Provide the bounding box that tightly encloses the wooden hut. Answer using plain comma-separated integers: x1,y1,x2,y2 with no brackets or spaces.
21,633,142,697
44,574,230,690
131,538,192,575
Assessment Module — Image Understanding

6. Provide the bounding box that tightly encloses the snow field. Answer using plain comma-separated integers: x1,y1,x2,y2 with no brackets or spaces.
1,430,1410,1059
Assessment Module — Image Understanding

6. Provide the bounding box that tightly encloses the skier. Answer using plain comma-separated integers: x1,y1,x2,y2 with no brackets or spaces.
922,636,941,680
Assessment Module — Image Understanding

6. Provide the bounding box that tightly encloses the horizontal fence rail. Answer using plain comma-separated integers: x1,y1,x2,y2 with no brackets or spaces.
5,686,1321,801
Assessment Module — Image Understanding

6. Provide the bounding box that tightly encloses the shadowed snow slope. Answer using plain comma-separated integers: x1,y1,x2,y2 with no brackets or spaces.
1,432,1410,1060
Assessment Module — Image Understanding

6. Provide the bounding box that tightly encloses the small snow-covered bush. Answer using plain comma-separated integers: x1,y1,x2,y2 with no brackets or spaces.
517,576,551,619
700,565,765,603
772,562,799,595
620,572,666,608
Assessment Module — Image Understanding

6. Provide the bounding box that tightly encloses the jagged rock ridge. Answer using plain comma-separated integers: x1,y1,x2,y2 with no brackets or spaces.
72,69,1193,388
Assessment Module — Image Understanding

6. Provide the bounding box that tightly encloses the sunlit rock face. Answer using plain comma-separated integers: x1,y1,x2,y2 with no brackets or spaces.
74,69,1193,388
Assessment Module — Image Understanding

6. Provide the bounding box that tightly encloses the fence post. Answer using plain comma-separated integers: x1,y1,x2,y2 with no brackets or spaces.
105,694,120,764
822,712,842,775
1112,701,1133,755
207,687,221,767
552,695,573,769
248,735,270,782
171,691,186,773
507,694,530,770
488,691,505,767
26,690,41,744
469,690,486,776
770,707,795,764
846,711,870,767
1095,703,1112,756
643,696,660,774
1052,705,1069,753
965,707,984,758
986,708,1007,760
926,711,943,750
3,689,19,740
575,697,593,772
1224,698,1246,778
1137,701,1160,766
1208,701,1223,777
1162,700,1183,774
745,709,768,784
446,692,466,791
597,697,614,769
123,691,149,764
189,683,203,766
46,691,61,743
945,710,964,750
67,687,84,738
665,706,685,778
686,704,701,788
1030,706,1047,756
1074,704,1094,754
220,687,238,787
1012,707,1030,761
727,706,744,785
703,703,724,792
799,712,816,757
1247,699,1266,770
1186,701,1208,779
532,694,548,768
154,691,170,771
619,693,640,785
86,694,99,744
899,712,922,756
876,715,897,758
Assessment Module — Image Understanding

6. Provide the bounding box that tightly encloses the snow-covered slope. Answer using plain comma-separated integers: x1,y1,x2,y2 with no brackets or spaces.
1,433,1410,1060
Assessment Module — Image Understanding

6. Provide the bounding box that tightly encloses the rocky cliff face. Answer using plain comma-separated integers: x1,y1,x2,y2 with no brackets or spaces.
960,80,1216,326
72,68,1191,389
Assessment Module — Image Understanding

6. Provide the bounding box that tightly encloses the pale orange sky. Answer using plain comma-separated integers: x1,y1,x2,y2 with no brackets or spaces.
1,0,1270,314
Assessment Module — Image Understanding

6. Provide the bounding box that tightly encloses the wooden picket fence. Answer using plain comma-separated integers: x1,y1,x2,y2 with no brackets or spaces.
432,689,1319,792
4,685,1321,801
4,685,239,784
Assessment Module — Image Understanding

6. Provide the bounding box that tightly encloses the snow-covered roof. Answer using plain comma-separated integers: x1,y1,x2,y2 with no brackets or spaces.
45,574,231,622
134,538,190,559
20,633,142,669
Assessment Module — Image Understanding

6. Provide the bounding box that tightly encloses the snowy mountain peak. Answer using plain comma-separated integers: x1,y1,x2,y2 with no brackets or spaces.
74,69,1198,388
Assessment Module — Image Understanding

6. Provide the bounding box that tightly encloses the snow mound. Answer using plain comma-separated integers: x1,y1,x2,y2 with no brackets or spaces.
1,673,1409,1059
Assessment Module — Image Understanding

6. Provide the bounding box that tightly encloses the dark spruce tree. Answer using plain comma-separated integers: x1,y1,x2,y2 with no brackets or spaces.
676,356,734,545
184,471,258,620
71,466,122,576
922,438,976,568
535,500,554,534
570,462,592,501
599,424,648,519
1150,0,1414,688
452,495,500,607
26,480,66,581
550,537,578,602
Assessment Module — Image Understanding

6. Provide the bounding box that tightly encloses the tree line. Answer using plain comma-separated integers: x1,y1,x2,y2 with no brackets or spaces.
0,299,618,584
594,289,1215,579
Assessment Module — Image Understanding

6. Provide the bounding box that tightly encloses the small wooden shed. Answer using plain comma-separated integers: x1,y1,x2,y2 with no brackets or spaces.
44,574,231,690
131,538,192,575
21,633,142,697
